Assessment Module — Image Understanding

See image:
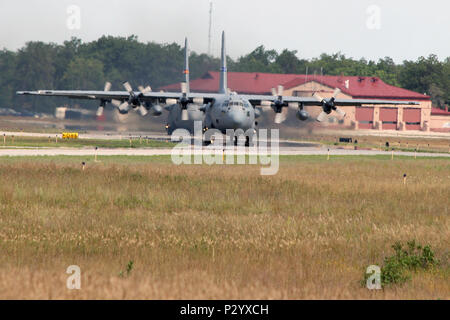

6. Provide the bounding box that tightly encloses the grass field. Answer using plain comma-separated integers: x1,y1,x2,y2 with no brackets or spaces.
0,155,448,299
0,136,175,149
299,135,450,154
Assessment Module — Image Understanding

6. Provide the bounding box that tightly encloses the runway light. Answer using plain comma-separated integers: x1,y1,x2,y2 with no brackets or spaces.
82,162,86,171
403,173,407,185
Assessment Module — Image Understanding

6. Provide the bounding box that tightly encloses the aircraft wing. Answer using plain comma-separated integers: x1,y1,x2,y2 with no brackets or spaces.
16,89,222,104
17,90,179,101
17,90,132,100
242,95,420,107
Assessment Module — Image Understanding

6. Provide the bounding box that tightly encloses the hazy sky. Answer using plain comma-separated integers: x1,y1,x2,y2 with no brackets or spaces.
0,0,449,63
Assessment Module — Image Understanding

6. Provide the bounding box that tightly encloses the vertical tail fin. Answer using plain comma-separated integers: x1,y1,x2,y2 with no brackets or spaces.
219,31,227,94
183,37,190,94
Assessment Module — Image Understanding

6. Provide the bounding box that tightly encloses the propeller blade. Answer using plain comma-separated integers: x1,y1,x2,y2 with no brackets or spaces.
111,99,121,107
316,111,328,122
181,108,189,121
96,106,104,117
271,88,277,96
274,108,288,124
258,105,272,111
138,105,148,116
335,107,346,118
274,113,285,124
123,82,133,93
104,82,112,92
313,92,324,102
119,102,130,113
138,85,152,94
113,109,129,123
333,88,341,98
277,85,284,97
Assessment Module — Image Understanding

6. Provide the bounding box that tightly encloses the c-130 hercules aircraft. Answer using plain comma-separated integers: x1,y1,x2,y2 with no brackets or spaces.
18,31,417,139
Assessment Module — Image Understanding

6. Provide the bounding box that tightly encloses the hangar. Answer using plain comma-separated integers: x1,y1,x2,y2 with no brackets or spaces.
161,72,450,132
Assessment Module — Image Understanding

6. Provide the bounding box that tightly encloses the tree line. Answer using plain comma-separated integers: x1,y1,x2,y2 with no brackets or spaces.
0,35,448,114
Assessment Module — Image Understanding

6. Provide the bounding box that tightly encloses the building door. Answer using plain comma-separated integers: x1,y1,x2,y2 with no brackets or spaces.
355,107,373,129
380,108,398,130
403,108,421,130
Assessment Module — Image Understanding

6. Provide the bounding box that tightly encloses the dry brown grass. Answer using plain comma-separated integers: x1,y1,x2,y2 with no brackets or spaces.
0,156,448,299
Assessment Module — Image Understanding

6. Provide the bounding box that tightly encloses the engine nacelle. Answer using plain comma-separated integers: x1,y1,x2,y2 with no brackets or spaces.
151,104,163,116
296,110,309,121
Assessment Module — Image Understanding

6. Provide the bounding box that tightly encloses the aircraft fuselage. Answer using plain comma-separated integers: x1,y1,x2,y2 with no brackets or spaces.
166,94,257,135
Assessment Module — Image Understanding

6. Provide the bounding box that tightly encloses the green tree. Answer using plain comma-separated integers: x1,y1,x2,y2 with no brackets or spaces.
233,46,281,73
0,50,17,107
14,42,58,113
62,57,105,89
398,55,445,107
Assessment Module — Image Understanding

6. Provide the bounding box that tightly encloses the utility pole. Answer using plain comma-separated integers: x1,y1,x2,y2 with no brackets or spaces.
208,1,213,56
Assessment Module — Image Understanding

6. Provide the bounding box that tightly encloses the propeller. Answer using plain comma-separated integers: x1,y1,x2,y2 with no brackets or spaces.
136,85,153,116
272,85,288,124
313,88,346,122
257,85,292,123
180,82,189,121
115,81,153,116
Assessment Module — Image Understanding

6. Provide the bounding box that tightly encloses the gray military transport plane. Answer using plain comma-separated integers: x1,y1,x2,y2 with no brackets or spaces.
17,31,418,144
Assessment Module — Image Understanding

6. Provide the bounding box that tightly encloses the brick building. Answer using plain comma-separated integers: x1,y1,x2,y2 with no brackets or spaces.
161,71,450,132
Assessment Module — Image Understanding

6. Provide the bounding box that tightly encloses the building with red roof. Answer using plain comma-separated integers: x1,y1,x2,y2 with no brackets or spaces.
161,71,449,132
430,107,450,132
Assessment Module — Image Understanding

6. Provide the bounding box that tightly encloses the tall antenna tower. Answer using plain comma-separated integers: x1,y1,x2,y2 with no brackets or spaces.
208,1,213,56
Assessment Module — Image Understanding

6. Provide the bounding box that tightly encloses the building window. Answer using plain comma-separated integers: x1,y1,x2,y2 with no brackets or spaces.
405,122,420,125
292,90,313,97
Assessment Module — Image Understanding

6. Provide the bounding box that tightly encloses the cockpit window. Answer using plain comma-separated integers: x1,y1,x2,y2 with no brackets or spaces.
229,101,244,107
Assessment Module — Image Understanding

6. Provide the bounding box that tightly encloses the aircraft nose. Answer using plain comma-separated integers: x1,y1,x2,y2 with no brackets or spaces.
229,110,245,125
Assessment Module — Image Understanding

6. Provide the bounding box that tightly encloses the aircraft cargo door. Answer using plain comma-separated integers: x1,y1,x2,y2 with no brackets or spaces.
403,108,421,130
380,108,398,130
355,107,373,129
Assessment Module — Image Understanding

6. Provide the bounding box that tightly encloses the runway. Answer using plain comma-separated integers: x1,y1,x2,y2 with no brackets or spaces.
0,130,448,158
0,146,448,158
